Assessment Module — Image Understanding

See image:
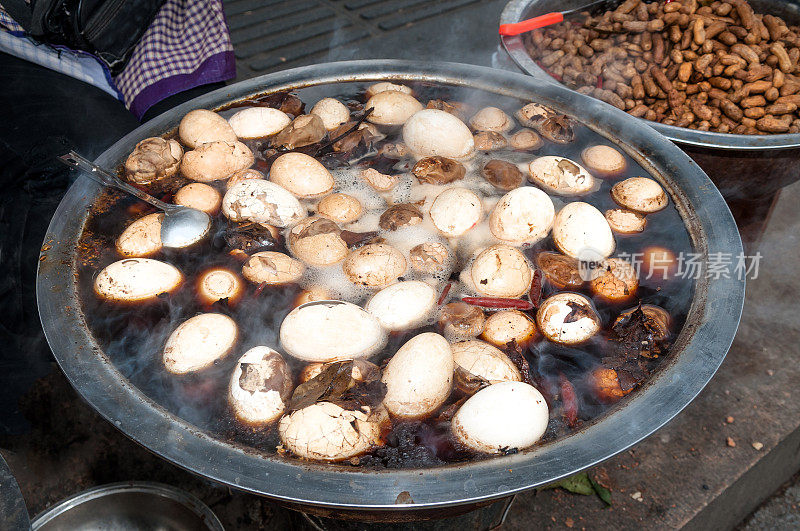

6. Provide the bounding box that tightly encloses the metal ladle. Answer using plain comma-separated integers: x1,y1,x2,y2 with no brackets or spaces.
58,151,212,248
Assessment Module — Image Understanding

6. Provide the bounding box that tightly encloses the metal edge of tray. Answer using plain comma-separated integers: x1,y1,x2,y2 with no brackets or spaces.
36,59,744,511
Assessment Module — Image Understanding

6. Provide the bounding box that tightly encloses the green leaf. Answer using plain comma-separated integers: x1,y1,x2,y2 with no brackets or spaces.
589,476,613,506
538,472,614,507
539,473,594,496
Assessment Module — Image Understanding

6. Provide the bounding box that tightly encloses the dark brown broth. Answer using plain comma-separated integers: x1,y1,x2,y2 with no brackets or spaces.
76,81,694,469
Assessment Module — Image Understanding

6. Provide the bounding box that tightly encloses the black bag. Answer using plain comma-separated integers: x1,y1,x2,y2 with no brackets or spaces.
1,0,166,74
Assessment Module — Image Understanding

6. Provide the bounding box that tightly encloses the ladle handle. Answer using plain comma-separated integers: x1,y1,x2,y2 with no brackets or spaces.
58,151,174,211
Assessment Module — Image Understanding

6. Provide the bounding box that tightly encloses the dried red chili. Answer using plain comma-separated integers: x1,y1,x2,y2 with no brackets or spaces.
438,282,452,306
528,269,543,309
559,373,579,427
461,297,534,311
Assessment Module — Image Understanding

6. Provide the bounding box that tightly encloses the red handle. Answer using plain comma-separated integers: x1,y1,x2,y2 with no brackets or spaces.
499,12,564,36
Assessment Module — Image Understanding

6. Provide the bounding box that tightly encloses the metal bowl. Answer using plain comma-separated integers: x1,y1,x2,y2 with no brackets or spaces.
36,60,744,516
500,0,800,199
30,482,223,531
0,455,30,530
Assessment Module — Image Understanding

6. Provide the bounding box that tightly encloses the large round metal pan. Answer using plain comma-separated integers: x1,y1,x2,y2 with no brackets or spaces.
36,60,744,513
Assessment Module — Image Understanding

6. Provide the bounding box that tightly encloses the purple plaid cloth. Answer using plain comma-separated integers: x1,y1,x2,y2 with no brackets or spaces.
117,0,235,118
0,0,235,119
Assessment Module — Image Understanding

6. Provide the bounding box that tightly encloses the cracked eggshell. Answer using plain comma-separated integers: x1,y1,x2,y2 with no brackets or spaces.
95,258,182,302
180,141,254,182
589,257,639,302
174,183,221,215
178,109,237,148
116,213,163,257
403,109,475,160
299,359,381,384
317,193,362,224
537,292,600,345
242,251,305,285
343,243,406,288
452,381,548,454
605,208,647,234
227,168,264,189
489,187,554,245
228,107,291,139
269,152,334,199
469,107,514,133
163,313,238,374
222,179,305,227
429,187,482,238
581,145,627,177
228,346,293,425
287,217,348,267
278,402,386,461
409,241,450,275
528,156,595,196
382,332,454,419
280,300,387,362
365,280,437,331
452,340,522,394
470,245,532,298
366,82,413,98
611,177,668,213
310,98,350,130
553,202,615,259
366,90,423,126
481,310,538,349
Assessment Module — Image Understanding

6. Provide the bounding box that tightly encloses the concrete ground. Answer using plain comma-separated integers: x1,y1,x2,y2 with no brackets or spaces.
739,472,800,530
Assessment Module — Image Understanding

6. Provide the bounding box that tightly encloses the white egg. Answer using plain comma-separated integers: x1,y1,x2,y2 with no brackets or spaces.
278,402,386,461
366,82,413,98
470,245,532,298
116,213,163,257
452,381,549,454
366,91,423,126
605,208,647,234
242,251,305,285
481,310,538,349
269,152,335,199
402,109,475,160
552,202,615,259
180,141,254,182
197,268,243,305
429,187,483,238
317,193,363,224
222,179,305,227
95,258,182,302
163,313,238,374
280,300,387,362
178,109,237,148
228,346,293,425
382,332,454,419
469,107,514,133
536,292,600,345
365,280,437,331
310,98,350,130
581,145,627,177
342,243,406,288
228,107,291,139
174,183,221,215
489,187,554,245
611,177,668,213
528,156,595,196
